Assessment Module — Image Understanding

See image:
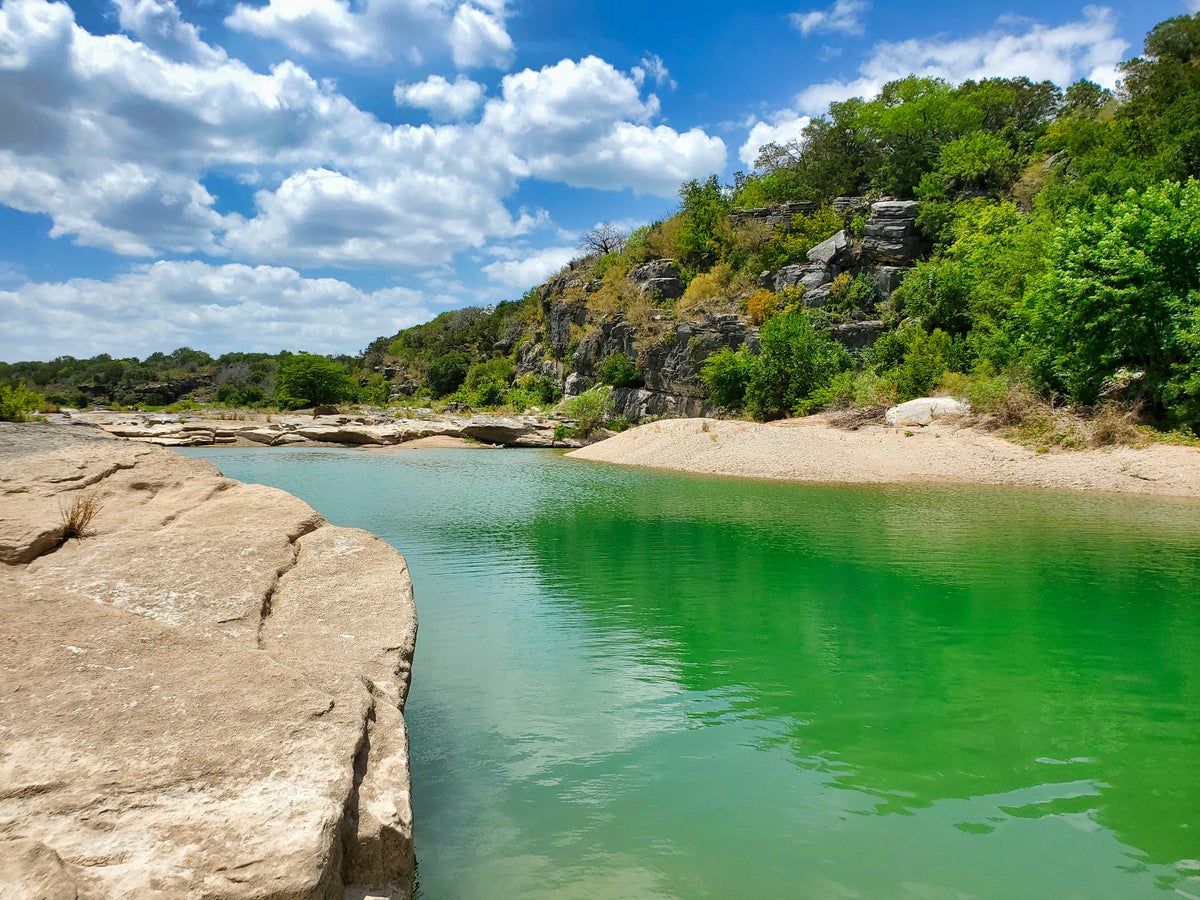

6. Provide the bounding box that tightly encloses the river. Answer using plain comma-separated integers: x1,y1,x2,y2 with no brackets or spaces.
183,446,1200,899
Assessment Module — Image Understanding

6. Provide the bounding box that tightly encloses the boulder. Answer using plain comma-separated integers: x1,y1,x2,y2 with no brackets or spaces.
768,263,831,294
0,429,417,899
874,266,908,299
564,372,591,396
630,260,684,300
806,229,850,268
831,320,885,351
885,396,971,426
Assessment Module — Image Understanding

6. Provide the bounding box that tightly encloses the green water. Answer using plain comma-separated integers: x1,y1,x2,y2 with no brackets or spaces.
184,447,1200,898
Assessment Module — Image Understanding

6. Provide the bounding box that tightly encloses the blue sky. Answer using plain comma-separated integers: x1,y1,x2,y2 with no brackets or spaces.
0,0,1193,361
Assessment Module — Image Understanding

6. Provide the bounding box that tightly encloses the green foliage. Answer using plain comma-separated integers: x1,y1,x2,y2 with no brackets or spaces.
917,132,1019,199
700,345,755,410
465,357,515,393
275,353,355,408
1022,179,1200,430
425,351,471,397
513,373,560,406
753,205,844,272
676,175,732,269
597,352,642,388
874,325,954,401
745,309,852,420
562,388,612,438
358,373,391,406
0,383,46,421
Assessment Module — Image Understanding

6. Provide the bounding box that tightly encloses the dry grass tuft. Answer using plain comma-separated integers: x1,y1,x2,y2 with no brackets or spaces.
1088,402,1147,448
60,490,103,540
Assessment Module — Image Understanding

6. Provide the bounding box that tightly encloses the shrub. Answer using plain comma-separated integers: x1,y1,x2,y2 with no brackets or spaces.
358,373,391,406
745,309,852,420
425,351,471,397
514,373,560,405
745,289,779,325
0,383,46,421
935,370,1012,412
562,388,611,438
700,345,755,410
597,352,643,388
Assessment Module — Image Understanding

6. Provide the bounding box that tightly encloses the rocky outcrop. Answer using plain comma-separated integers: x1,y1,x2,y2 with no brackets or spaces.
58,411,582,449
568,313,758,418
629,259,684,300
0,424,417,899
753,201,924,316
862,200,925,264
730,200,816,228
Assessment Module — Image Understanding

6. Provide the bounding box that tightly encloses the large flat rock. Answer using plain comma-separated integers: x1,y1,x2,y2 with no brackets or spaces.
0,425,417,899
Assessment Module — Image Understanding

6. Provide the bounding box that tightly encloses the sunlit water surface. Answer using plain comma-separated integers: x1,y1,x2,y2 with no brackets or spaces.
184,447,1200,899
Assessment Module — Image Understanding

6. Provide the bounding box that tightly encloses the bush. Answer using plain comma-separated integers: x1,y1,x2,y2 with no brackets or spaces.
425,351,472,397
883,326,953,400
597,352,643,388
745,309,852,420
700,345,754,410
745,289,779,325
514,373,561,405
358,373,391,406
562,388,611,438
0,383,47,421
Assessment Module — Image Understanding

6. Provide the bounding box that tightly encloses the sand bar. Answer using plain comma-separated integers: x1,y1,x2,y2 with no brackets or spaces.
567,417,1200,499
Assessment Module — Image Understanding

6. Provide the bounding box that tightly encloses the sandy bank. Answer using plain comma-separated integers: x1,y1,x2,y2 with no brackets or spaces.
566,416,1200,498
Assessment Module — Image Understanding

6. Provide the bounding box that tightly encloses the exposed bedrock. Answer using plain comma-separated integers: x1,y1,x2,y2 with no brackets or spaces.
0,424,417,900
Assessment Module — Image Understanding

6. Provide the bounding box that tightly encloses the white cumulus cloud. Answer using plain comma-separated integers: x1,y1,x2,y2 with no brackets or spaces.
395,74,486,119
224,0,514,68
0,1,723,272
481,245,575,290
448,3,514,68
0,261,434,360
789,0,869,37
794,6,1128,114
739,112,811,169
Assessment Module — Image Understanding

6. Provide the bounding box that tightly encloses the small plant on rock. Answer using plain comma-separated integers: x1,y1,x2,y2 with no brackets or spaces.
60,490,102,540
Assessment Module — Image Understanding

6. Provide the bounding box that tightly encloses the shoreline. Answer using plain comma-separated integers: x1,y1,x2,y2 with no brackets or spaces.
0,424,417,898
566,416,1200,500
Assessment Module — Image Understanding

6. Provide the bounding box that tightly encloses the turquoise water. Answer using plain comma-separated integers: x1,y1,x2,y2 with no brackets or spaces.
185,447,1200,898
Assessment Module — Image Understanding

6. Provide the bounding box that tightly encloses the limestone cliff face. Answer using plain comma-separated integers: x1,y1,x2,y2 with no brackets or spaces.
0,425,417,900
521,198,925,416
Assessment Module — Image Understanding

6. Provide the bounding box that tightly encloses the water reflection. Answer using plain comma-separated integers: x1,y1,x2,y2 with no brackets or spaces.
186,447,1200,898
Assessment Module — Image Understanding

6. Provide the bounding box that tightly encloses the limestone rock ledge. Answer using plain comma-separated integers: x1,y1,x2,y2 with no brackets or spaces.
0,425,417,900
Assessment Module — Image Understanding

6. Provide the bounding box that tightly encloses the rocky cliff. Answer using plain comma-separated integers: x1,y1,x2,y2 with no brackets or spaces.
516,198,925,417
0,424,417,899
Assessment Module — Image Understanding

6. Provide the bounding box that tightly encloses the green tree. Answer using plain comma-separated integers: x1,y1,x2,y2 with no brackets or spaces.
745,309,851,420
1022,179,1200,429
0,383,45,421
676,175,732,270
425,351,471,397
275,353,355,408
700,345,754,410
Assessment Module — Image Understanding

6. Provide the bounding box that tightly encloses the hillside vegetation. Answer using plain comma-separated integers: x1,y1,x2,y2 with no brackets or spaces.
4,14,1199,438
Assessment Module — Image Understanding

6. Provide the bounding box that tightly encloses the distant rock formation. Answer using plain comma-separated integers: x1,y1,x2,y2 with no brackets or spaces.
0,424,417,899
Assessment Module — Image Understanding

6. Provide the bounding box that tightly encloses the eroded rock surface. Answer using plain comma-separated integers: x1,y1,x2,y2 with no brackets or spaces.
0,424,417,899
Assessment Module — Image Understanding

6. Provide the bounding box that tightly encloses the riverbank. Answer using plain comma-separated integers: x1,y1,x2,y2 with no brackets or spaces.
45,408,580,449
0,424,417,898
567,416,1200,498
